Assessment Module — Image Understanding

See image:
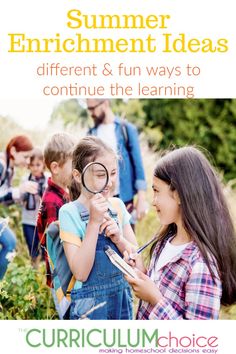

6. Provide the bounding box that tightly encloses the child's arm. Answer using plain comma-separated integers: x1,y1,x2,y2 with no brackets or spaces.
61,194,109,282
123,223,138,246
125,270,162,305
18,180,38,201
100,215,136,253
100,213,146,271
125,259,222,320
108,197,138,247
63,220,101,282
123,249,147,273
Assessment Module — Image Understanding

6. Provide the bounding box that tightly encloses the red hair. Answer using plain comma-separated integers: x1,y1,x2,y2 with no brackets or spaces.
6,135,34,159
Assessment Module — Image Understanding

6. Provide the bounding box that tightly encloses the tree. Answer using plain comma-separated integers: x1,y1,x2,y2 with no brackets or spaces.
50,99,88,127
49,98,236,181
142,99,236,180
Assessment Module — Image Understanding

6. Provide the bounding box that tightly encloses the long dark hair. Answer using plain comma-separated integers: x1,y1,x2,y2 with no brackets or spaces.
152,146,236,306
70,136,116,200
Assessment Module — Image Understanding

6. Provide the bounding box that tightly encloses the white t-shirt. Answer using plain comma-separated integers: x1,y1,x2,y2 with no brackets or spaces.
154,238,191,274
97,123,117,153
96,123,119,195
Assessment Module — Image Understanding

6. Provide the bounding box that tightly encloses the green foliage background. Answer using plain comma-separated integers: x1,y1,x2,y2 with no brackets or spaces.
141,99,236,181
113,99,236,181
52,98,236,181
0,205,56,319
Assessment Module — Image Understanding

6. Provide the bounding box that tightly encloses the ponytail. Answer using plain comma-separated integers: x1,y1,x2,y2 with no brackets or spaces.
69,176,81,201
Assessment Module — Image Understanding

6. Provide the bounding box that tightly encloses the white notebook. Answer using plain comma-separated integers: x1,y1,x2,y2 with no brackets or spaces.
104,246,138,279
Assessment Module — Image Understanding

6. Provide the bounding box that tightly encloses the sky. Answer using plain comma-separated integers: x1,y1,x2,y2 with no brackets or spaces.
0,98,61,130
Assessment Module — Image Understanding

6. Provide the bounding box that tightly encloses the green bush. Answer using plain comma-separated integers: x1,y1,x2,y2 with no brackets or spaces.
0,204,57,320
142,99,236,181
0,262,56,320
48,99,236,181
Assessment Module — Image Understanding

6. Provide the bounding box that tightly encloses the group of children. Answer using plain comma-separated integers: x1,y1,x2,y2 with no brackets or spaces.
11,132,236,320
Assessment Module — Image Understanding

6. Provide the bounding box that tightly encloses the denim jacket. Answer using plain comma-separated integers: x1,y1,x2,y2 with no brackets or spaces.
88,116,147,202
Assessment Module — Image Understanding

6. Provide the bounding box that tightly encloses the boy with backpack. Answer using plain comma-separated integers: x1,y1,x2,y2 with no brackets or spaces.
37,132,76,319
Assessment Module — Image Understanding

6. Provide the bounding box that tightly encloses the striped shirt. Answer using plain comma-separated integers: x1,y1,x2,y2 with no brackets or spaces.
137,236,222,320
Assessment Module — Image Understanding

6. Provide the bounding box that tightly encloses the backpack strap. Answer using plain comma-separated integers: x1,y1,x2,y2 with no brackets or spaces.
47,222,59,240
80,210,90,223
76,201,90,224
120,117,129,151
119,118,136,173
76,199,122,227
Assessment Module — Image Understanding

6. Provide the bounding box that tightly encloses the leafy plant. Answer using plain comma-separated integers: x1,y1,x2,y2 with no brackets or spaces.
0,204,57,320
0,261,56,320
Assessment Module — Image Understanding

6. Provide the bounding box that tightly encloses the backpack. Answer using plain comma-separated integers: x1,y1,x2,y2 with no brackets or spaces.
46,198,123,319
46,222,74,319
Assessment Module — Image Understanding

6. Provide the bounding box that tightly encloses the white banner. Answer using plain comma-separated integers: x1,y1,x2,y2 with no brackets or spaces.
1,320,234,354
0,0,235,99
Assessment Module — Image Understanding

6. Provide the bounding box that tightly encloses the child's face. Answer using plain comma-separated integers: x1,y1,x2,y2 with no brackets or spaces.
57,158,73,187
152,176,180,225
82,153,117,199
29,157,44,177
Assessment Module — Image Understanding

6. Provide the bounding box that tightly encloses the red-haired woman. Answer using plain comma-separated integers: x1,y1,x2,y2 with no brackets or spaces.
0,135,38,279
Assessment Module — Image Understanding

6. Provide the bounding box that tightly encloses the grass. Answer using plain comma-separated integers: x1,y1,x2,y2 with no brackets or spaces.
1,136,236,319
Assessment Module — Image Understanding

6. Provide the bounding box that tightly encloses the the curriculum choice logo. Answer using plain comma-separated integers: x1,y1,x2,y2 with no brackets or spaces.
23,328,219,353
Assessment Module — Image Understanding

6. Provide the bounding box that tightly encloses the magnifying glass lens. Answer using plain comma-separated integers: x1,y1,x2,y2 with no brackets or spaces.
82,162,109,194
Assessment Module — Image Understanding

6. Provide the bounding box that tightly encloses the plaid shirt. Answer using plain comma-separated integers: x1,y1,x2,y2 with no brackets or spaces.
37,177,69,287
137,236,222,320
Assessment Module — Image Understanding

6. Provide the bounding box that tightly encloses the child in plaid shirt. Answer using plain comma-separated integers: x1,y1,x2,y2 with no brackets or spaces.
37,132,76,318
126,146,236,320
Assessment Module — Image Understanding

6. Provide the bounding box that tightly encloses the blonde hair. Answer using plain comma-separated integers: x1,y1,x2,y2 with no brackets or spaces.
44,132,76,170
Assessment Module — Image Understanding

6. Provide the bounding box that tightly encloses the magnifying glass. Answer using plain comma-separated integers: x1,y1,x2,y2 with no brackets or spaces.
81,162,109,194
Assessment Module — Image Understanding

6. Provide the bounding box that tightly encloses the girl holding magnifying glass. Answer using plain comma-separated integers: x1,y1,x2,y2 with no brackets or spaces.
59,136,137,320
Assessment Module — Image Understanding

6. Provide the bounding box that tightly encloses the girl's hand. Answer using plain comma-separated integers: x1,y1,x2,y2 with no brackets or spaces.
123,250,147,273
125,270,162,306
19,181,38,195
89,194,109,224
100,215,121,243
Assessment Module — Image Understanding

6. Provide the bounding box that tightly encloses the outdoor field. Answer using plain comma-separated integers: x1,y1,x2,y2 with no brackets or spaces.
0,99,236,319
